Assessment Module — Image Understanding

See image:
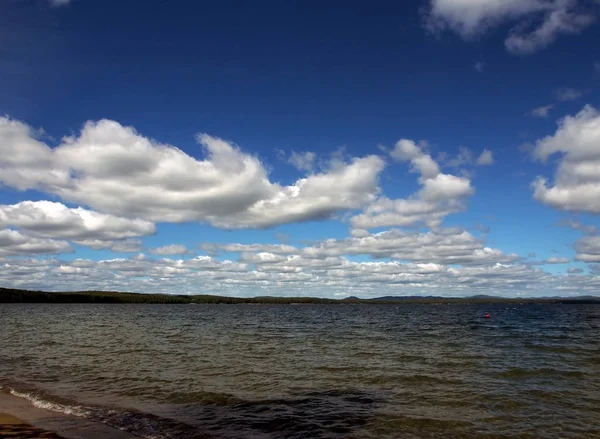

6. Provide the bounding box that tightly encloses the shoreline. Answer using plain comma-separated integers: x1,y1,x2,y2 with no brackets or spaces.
0,391,138,439
2,286,600,305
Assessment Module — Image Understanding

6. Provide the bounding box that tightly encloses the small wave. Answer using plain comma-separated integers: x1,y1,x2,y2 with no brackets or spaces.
8,389,92,418
4,384,384,439
523,342,574,354
39,340,62,347
5,384,208,439
497,367,586,379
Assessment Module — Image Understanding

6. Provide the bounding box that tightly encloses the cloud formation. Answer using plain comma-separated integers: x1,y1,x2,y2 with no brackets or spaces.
149,245,191,255
302,227,518,266
0,201,155,241
532,105,600,214
0,243,593,297
0,117,385,229
574,236,600,262
0,113,592,298
0,229,72,257
350,140,474,229
426,0,596,54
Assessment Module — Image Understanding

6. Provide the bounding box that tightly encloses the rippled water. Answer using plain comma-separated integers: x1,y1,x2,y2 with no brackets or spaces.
0,304,598,438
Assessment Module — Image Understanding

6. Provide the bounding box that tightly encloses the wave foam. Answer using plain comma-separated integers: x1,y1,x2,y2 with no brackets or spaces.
9,389,92,418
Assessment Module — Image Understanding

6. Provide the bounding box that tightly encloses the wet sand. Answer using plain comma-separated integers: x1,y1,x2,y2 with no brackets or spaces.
0,413,66,438
0,392,137,439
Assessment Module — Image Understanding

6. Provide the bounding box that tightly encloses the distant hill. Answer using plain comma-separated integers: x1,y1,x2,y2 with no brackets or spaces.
370,294,600,304
372,295,447,301
1,287,599,305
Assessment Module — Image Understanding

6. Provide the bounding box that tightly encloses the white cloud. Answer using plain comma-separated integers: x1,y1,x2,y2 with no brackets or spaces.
390,139,440,179
555,87,587,101
532,105,600,214
302,227,519,266
574,236,600,262
0,201,155,241
529,256,570,265
474,61,485,72
351,140,473,229
2,247,597,297
0,229,72,256
476,149,494,165
149,244,190,255
350,197,465,230
108,240,144,253
73,238,144,253
529,104,555,118
214,155,385,228
419,173,474,202
0,117,385,229
288,151,316,171
426,0,596,54
200,243,299,255
505,8,595,54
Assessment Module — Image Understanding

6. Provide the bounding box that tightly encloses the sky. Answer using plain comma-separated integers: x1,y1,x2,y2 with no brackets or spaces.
1,0,600,298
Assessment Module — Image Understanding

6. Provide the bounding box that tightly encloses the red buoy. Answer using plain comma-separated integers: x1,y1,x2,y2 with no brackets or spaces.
484,313,491,318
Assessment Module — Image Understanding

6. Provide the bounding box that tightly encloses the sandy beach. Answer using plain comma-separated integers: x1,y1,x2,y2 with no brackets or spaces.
0,392,137,439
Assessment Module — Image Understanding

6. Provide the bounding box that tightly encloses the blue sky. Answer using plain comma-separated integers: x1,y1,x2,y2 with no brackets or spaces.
1,0,600,297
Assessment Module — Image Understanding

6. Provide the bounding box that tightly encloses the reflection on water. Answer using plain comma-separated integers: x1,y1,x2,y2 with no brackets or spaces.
1,303,599,438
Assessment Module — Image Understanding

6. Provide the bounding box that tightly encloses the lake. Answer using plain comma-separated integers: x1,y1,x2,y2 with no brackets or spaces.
0,303,598,438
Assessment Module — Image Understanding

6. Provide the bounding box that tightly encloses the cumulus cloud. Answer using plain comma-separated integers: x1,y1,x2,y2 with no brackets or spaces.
425,0,596,54
351,140,473,229
0,117,385,229
216,155,385,228
532,105,600,214
72,238,143,253
200,243,299,255
529,256,570,265
0,201,155,241
574,235,600,262
529,104,555,118
0,229,72,256
149,244,190,255
302,227,518,266
1,246,597,297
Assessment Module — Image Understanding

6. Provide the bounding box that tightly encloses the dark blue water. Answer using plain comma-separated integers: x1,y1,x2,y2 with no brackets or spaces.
0,303,598,438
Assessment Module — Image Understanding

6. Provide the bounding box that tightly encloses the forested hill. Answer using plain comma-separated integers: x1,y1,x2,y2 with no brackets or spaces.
1,287,599,304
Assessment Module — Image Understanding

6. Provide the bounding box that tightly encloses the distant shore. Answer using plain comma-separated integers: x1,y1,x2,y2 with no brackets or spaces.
1,286,599,305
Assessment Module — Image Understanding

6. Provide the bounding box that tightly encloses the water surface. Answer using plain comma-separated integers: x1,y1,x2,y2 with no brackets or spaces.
1,303,598,438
